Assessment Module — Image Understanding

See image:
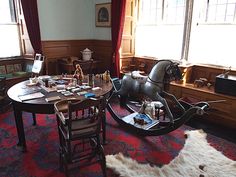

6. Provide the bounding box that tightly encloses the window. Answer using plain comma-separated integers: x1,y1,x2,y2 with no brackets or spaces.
134,0,236,68
0,0,21,58
188,0,236,68
138,0,162,25
206,0,236,23
135,0,186,60
164,0,186,24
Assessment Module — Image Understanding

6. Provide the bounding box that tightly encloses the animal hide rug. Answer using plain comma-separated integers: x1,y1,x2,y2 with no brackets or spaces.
106,130,236,177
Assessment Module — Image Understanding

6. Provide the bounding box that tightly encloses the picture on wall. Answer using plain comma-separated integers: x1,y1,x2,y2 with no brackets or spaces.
95,3,111,27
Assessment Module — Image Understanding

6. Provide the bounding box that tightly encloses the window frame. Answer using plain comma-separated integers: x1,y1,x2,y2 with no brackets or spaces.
205,0,236,24
0,0,23,59
137,0,187,26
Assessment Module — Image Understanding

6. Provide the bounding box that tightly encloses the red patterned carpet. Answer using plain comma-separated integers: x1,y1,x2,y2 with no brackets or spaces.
0,107,236,176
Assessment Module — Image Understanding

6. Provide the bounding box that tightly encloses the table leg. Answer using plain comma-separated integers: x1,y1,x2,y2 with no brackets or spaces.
102,113,106,145
13,103,27,152
32,113,37,126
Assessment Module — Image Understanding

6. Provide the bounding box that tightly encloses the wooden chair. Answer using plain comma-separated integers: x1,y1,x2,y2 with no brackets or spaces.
0,76,12,113
73,59,93,75
54,96,106,177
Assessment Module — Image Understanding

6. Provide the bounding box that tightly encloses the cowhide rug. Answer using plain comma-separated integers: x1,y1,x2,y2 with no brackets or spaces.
106,130,236,177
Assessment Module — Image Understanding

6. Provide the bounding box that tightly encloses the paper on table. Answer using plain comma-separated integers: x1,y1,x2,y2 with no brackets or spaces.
18,92,45,101
45,96,61,102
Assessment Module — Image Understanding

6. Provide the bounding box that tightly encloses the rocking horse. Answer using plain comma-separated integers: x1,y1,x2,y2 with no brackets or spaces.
107,60,209,136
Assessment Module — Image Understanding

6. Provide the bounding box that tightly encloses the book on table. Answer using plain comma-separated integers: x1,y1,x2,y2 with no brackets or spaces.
84,92,95,98
122,112,159,130
18,92,45,101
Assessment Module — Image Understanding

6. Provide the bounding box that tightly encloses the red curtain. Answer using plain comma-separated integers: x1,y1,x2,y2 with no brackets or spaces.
111,0,126,77
21,0,42,54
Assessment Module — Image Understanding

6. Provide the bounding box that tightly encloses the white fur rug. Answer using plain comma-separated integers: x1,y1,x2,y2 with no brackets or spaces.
106,130,236,177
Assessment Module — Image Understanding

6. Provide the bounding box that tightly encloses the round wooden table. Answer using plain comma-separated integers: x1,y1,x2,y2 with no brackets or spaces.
7,76,112,152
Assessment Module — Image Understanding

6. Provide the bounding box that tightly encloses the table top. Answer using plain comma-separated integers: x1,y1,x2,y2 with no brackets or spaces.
7,75,112,106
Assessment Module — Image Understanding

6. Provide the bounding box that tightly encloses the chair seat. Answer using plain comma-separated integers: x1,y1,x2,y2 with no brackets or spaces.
63,118,99,139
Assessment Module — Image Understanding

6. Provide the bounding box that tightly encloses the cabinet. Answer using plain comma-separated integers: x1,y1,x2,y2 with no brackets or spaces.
167,82,236,128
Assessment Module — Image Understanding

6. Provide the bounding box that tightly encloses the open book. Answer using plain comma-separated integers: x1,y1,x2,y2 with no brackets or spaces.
122,112,159,130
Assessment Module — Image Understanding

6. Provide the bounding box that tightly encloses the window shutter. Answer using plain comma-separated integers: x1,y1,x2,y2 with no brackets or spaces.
121,0,137,57
15,0,34,58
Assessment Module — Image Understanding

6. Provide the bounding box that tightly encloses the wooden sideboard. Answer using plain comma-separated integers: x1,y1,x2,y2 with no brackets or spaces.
167,82,236,128
58,59,102,74
41,40,112,75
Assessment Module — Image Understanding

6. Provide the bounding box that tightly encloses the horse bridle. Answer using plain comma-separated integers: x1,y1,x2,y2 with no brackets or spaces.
147,76,164,85
147,61,176,85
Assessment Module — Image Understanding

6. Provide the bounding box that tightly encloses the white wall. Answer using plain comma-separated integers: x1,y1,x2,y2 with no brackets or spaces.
37,0,111,41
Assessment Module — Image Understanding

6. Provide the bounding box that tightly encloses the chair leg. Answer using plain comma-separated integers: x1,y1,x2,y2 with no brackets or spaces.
97,136,106,177
59,148,63,171
32,113,37,125
100,146,106,177
62,153,69,177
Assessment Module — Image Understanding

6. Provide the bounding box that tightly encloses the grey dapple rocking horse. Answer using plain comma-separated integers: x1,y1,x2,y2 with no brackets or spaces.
107,60,209,136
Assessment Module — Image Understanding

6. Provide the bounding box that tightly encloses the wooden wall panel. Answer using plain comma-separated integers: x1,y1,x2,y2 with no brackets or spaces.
188,65,236,84
70,40,94,57
41,40,112,75
42,41,70,58
120,57,158,74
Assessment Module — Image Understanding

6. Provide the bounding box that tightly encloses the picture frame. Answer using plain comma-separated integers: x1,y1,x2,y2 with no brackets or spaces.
95,3,111,27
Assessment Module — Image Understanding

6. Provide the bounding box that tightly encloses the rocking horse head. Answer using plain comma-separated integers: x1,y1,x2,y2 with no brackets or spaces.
148,60,182,84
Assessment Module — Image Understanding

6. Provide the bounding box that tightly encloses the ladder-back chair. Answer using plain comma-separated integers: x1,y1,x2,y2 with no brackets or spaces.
54,96,106,177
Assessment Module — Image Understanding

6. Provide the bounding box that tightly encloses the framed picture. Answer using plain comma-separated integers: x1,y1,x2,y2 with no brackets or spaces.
95,3,111,27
